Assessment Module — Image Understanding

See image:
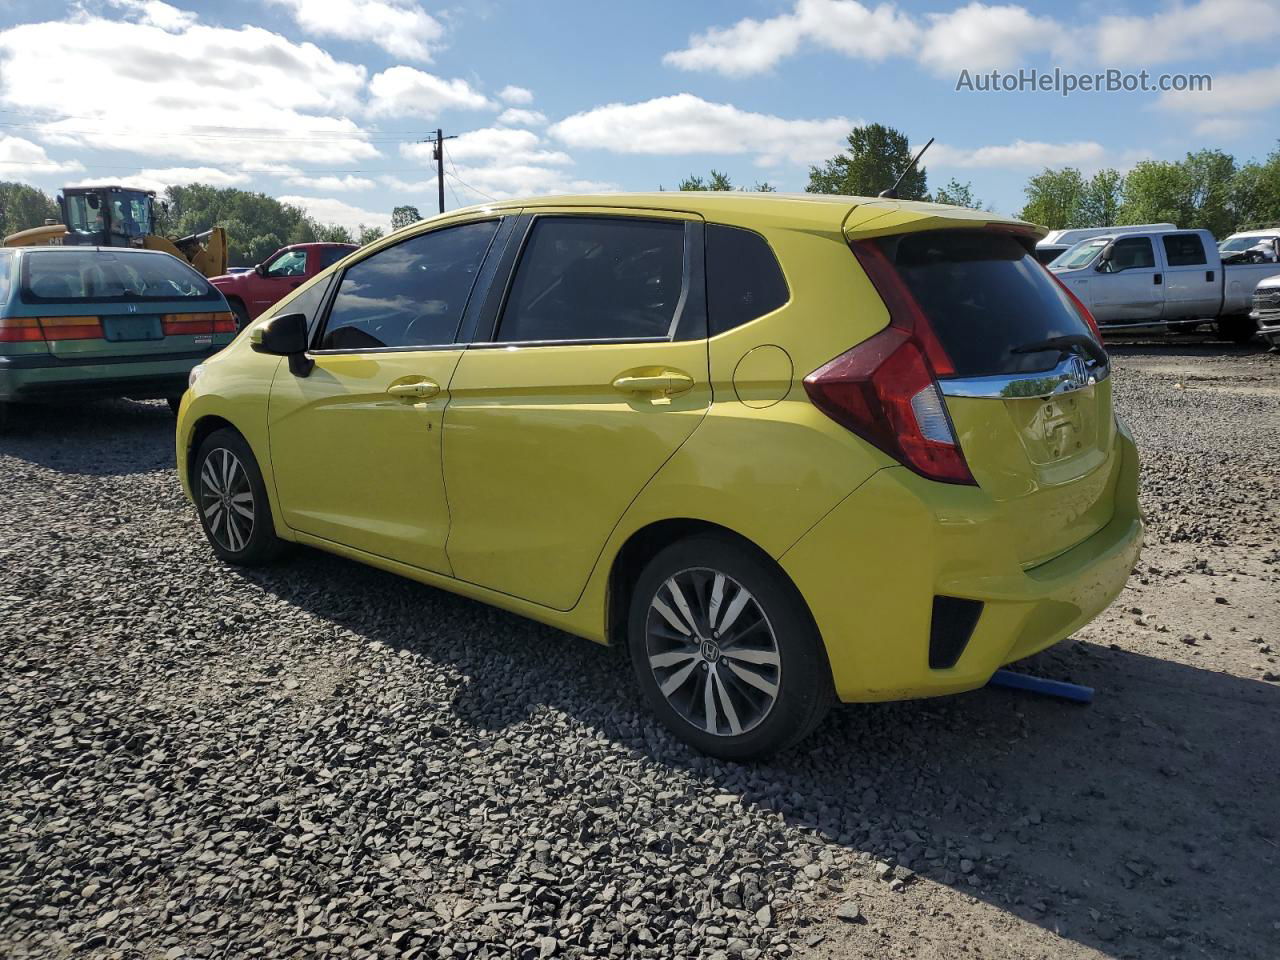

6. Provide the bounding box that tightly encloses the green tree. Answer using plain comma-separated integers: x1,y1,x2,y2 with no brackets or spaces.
0,181,58,237
679,170,735,191
1017,167,1086,229
391,205,421,229
357,225,385,245
806,123,927,199
752,181,777,192
931,178,980,209
1078,169,1124,227
312,222,354,244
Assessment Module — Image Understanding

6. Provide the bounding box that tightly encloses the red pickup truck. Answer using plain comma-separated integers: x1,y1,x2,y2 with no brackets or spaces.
211,242,356,329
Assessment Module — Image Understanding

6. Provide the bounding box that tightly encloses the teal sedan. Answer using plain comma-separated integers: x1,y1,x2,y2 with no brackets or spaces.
0,246,236,429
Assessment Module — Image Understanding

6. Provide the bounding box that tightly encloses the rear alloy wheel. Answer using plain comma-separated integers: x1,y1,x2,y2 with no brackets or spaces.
194,428,285,565
628,535,834,760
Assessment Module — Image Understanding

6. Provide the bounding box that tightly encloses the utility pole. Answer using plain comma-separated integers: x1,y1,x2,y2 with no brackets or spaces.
427,128,458,214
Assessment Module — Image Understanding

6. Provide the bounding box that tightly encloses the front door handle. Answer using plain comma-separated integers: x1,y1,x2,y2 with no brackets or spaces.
1154,273,1162,285
612,371,695,396
387,380,440,400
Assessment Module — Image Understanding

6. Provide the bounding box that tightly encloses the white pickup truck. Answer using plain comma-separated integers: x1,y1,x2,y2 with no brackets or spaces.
1048,228,1280,342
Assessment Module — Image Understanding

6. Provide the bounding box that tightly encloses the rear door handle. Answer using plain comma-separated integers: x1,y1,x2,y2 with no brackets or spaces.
612,371,694,396
387,380,440,400
1154,273,1162,285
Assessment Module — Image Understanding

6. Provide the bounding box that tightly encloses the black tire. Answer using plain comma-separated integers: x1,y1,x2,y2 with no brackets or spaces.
0,402,10,434
193,428,287,566
627,534,835,761
228,298,250,332
1217,315,1257,344
166,396,182,416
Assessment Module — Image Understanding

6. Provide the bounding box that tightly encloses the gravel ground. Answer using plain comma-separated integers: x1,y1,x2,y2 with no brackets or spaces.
1,340,1277,960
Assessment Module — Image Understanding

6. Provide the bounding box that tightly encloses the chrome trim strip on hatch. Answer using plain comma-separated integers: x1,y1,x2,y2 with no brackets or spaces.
938,354,1109,400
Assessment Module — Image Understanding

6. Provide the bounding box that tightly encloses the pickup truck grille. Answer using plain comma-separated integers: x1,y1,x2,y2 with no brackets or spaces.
1254,288,1280,325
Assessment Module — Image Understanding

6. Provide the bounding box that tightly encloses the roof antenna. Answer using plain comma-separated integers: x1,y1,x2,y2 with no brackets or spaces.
878,137,934,199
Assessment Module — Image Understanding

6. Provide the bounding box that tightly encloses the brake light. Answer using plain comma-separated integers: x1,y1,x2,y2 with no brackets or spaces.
38,316,104,340
1044,267,1106,346
802,240,975,486
0,317,44,342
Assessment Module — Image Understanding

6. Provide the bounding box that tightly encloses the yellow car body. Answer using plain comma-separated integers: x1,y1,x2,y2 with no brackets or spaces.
177,192,1141,754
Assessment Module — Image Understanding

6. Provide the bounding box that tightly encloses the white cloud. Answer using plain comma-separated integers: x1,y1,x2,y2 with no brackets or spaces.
0,135,84,176
402,127,571,167
440,164,616,202
550,94,851,167
664,0,918,76
1156,64,1280,115
0,17,377,168
140,166,250,186
381,174,437,193
498,85,534,104
105,0,197,31
929,139,1108,169
366,66,493,118
265,0,445,61
1094,0,1280,64
497,108,547,127
278,195,391,232
918,4,1059,73
285,174,376,191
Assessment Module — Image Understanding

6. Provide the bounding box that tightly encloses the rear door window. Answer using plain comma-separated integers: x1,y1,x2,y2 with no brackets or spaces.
495,216,685,343
1162,234,1207,266
876,229,1094,377
317,220,499,351
706,224,788,335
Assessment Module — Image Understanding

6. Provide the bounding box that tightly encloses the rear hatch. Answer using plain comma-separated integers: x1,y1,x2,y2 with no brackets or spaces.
840,209,1119,567
12,249,234,360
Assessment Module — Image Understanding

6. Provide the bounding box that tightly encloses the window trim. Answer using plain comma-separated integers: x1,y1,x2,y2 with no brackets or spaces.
468,212,704,350
308,216,504,356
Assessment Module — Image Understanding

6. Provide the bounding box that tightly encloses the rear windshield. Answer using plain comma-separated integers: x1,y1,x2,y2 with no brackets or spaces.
877,230,1094,377
21,250,219,303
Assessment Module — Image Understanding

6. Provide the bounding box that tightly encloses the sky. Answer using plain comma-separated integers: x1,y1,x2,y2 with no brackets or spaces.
0,0,1276,232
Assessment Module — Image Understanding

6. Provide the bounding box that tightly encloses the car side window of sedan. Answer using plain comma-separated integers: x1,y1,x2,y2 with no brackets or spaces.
316,220,501,352
495,216,686,343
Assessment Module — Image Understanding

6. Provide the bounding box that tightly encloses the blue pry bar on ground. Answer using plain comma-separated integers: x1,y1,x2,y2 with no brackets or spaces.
987,669,1094,704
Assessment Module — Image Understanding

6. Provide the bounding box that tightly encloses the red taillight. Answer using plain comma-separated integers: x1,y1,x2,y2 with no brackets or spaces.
161,311,236,335
38,316,104,340
803,240,975,486
0,317,44,342
1044,266,1106,346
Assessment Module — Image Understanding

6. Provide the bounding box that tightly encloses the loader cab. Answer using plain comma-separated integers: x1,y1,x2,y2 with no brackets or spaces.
58,186,156,248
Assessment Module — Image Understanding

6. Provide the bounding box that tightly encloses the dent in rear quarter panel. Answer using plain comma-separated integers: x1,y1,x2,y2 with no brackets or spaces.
563,213,897,644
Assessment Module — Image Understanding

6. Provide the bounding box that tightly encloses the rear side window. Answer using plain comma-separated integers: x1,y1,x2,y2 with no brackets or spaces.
317,246,354,270
319,220,498,351
877,230,1093,377
496,216,685,343
21,251,218,303
1162,233,1207,267
706,224,788,335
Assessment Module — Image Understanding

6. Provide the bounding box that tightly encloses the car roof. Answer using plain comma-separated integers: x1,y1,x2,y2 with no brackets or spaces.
12,245,174,257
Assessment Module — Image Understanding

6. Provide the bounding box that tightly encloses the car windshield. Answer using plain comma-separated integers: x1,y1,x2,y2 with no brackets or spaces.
22,251,219,302
1052,238,1108,269
1221,235,1278,252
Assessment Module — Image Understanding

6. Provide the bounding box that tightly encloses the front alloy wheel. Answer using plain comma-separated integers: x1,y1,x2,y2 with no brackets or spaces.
199,447,255,552
646,568,781,737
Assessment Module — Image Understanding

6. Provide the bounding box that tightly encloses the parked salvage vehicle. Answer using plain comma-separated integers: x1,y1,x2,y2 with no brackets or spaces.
1252,273,1280,350
177,193,1141,760
0,246,235,430
210,242,356,329
1035,223,1175,264
1049,228,1277,342
1220,228,1280,263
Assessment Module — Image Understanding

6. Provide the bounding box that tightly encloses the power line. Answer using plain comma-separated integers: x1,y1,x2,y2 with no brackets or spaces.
443,145,498,203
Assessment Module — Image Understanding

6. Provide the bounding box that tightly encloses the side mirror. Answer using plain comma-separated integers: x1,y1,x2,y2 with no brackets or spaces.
254,263,266,277
1095,243,1115,271
250,312,312,376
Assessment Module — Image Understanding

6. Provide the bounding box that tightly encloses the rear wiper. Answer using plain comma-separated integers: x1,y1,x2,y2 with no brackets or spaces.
1011,334,1107,367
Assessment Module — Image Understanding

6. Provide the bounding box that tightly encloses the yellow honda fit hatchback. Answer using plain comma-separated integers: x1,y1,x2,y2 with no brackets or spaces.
177,193,1141,759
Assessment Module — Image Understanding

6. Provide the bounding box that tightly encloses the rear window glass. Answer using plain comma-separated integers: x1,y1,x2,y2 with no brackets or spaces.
877,230,1093,377
706,225,788,335
1162,233,1206,267
22,251,219,303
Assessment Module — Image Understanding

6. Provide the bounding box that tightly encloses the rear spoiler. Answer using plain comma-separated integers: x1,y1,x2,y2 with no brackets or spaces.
842,199,1047,243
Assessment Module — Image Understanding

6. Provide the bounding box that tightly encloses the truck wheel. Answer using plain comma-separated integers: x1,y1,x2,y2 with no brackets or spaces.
1217,315,1257,344
228,299,250,332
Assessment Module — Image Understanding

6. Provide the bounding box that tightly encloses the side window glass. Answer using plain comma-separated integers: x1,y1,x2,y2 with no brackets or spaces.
266,250,307,278
268,273,333,338
496,216,685,343
1162,234,1206,267
319,220,499,351
1109,237,1155,272
706,224,789,334
0,253,10,301
318,246,352,270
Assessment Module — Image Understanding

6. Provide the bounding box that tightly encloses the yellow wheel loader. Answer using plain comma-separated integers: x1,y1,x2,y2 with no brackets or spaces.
2,185,228,278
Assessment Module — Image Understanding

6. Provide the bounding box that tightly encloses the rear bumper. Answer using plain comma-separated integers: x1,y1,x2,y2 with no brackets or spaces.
0,349,216,402
781,422,1142,702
